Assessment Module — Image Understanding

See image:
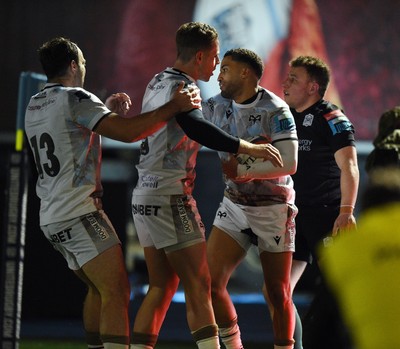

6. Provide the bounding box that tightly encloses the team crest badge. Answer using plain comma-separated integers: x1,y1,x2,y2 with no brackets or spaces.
303,113,314,127
249,114,261,124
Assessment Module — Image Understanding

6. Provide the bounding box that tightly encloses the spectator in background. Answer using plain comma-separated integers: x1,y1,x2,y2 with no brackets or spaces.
320,166,400,349
365,106,400,173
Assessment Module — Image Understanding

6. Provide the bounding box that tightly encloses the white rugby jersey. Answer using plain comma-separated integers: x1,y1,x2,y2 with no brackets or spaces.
134,68,202,196
25,83,111,225
202,88,298,206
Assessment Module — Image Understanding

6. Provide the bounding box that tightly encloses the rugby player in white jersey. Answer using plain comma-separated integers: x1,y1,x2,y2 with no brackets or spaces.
130,23,284,349
202,49,298,349
24,37,202,349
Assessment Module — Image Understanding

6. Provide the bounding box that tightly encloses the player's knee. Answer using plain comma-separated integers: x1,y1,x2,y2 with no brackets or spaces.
194,271,212,292
101,278,130,305
266,283,291,309
148,282,178,304
210,282,220,299
211,277,230,302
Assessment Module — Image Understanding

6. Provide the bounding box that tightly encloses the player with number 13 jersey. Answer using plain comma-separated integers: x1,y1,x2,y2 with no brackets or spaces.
25,84,110,226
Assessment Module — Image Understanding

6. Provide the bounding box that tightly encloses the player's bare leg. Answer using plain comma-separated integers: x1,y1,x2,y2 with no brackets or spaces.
131,246,179,349
207,226,246,349
167,241,219,349
263,259,307,349
260,251,295,349
74,270,102,348
78,245,131,348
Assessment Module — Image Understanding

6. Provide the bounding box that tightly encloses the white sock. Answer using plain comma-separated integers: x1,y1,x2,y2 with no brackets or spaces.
103,344,129,349
274,345,294,349
219,323,243,349
130,344,152,349
196,335,220,349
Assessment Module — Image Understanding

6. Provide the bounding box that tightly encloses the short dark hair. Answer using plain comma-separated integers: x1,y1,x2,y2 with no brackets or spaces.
176,22,218,63
223,48,264,80
38,37,79,79
290,56,330,97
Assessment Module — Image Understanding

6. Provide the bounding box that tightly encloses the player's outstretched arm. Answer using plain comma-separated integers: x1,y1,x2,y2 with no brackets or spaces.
95,82,201,142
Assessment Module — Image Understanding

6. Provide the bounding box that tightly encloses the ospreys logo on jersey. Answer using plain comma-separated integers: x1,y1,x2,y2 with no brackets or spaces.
205,97,216,113
74,90,91,102
156,72,165,81
140,138,149,155
225,108,233,119
249,114,261,124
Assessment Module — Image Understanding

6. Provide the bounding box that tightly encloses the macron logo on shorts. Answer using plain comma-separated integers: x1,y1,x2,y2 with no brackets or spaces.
273,236,281,245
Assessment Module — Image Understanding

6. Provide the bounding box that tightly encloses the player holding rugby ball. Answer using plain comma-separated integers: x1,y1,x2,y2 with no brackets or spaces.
203,48,298,349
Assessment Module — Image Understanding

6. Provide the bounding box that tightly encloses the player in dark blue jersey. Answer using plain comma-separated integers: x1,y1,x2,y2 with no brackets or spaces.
264,55,359,349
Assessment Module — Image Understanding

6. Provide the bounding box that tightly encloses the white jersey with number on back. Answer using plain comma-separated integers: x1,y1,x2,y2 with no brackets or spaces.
203,88,298,206
24,83,111,226
134,68,201,196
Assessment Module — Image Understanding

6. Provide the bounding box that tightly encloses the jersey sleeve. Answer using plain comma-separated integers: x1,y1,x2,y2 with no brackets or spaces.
269,106,298,144
323,109,356,152
69,88,111,130
176,108,240,153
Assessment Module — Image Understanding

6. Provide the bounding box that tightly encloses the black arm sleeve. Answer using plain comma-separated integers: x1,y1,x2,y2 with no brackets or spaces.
175,108,240,153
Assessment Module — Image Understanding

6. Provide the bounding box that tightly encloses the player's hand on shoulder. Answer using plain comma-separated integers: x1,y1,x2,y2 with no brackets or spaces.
105,92,132,116
172,81,202,113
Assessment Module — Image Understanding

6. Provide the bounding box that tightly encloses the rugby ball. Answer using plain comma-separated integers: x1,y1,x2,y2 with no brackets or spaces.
234,136,269,170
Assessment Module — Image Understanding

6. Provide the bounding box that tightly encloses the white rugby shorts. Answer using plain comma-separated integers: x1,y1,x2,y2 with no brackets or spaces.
41,210,121,270
132,194,205,252
213,196,297,253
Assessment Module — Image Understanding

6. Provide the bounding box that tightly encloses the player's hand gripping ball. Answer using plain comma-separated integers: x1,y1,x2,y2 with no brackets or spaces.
234,136,269,170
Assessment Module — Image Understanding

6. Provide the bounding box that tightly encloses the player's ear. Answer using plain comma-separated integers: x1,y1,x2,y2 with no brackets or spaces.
241,67,251,80
309,81,319,95
70,60,78,73
195,50,203,64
